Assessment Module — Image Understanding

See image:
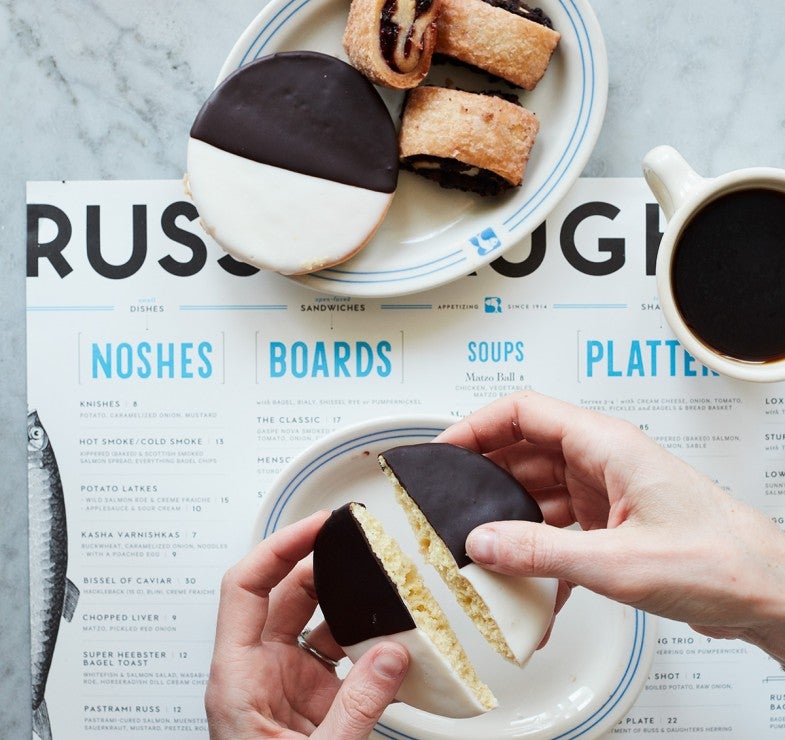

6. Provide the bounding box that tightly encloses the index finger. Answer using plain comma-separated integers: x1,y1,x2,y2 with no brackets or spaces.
436,391,587,453
213,510,330,651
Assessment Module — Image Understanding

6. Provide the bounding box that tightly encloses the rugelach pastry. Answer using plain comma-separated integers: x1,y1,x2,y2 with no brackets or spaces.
398,86,540,195
186,51,398,275
379,443,557,665
313,502,497,718
435,0,560,90
343,0,441,89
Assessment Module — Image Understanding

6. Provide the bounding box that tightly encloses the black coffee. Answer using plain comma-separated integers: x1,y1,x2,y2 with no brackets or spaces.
671,187,785,362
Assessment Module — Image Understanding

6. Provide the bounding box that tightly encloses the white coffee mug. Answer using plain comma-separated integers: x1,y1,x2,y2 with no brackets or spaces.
642,144,785,382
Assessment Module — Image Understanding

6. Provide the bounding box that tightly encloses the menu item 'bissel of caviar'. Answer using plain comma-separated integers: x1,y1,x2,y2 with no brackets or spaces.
343,0,442,89
435,0,560,90
186,51,398,275
399,86,539,196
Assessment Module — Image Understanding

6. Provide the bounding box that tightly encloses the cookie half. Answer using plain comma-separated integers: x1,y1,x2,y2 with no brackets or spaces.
378,443,558,665
314,502,497,718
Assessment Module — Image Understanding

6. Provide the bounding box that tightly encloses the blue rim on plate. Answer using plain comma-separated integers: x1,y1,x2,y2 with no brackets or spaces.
219,0,608,296
259,421,654,740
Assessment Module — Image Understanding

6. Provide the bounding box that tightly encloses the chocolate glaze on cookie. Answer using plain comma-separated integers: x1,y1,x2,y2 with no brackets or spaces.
190,51,397,193
379,443,543,567
314,503,415,646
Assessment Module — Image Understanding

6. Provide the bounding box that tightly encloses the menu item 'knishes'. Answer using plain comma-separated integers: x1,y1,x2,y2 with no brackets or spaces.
379,442,557,665
343,0,442,89
313,502,497,718
399,86,540,195
435,0,561,90
186,51,398,275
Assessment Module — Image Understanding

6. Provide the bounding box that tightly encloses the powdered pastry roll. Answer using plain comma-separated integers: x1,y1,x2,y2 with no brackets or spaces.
343,0,442,89
436,0,560,90
378,443,558,665
313,502,497,717
399,86,540,196
186,51,398,275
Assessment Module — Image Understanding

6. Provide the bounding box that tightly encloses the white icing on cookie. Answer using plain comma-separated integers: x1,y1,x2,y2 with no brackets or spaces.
460,563,557,665
186,138,393,275
343,627,494,718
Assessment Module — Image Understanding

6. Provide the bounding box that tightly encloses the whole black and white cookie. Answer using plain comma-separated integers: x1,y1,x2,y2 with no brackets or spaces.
378,442,558,665
186,51,399,275
313,502,497,718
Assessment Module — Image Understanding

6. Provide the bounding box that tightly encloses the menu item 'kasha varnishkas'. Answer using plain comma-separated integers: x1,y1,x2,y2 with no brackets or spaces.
398,86,540,195
313,502,497,718
343,0,442,89
379,443,557,665
436,0,561,90
186,51,398,275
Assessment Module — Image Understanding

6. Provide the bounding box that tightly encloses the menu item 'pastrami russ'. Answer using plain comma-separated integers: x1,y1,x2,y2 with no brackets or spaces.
435,0,560,90
378,442,557,665
343,0,442,89
186,51,398,275
399,86,540,196
313,502,497,718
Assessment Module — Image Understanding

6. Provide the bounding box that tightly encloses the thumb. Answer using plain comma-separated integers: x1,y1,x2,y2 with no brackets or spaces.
466,520,626,595
314,642,409,740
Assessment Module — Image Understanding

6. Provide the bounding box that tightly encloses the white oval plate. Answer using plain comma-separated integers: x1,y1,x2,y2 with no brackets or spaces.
219,0,608,297
255,416,656,740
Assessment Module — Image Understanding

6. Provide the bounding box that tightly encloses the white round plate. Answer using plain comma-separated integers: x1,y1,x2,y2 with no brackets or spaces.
256,416,656,740
219,0,608,297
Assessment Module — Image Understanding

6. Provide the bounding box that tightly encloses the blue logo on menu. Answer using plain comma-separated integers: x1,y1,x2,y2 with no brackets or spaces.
470,228,502,256
484,297,503,314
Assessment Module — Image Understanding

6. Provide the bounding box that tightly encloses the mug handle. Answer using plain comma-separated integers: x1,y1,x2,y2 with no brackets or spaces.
642,145,705,220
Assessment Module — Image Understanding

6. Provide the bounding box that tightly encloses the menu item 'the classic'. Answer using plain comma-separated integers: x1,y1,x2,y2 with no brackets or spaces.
379,442,557,665
435,0,561,90
343,0,442,89
399,86,540,195
313,502,497,718
185,51,398,275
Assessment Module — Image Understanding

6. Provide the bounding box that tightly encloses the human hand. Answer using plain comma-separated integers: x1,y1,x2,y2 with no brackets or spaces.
437,391,785,662
205,511,409,739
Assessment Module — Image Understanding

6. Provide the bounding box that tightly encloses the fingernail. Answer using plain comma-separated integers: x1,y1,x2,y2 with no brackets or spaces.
373,646,407,679
467,528,497,564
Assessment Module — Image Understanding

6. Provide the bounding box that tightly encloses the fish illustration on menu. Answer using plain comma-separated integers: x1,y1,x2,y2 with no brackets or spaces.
28,410,80,740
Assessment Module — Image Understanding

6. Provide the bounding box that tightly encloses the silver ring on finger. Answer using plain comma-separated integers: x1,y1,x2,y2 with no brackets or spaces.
297,628,340,668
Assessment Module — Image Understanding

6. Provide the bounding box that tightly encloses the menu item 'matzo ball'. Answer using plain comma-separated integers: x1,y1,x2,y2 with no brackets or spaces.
313,502,497,718
379,442,558,665
186,51,399,275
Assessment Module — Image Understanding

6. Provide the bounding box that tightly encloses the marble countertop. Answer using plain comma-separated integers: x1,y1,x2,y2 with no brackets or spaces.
2,0,784,734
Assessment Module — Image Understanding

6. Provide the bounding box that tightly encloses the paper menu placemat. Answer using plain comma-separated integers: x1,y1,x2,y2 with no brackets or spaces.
26,178,785,738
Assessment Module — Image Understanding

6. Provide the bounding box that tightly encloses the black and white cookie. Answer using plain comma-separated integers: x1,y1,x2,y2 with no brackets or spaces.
379,443,558,665
186,51,399,275
313,502,497,718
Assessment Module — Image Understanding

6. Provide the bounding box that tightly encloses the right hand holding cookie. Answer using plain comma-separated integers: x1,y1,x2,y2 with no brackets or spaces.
437,391,785,663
